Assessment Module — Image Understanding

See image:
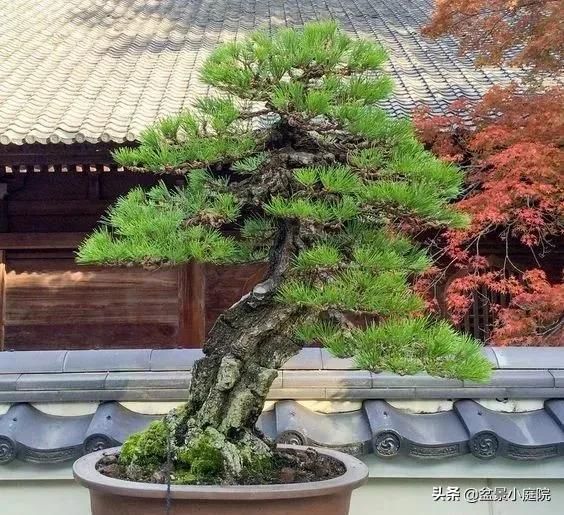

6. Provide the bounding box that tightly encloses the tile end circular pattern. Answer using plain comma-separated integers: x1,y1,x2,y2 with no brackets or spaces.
276,430,307,446
469,431,499,460
0,436,17,465
373,431,401,458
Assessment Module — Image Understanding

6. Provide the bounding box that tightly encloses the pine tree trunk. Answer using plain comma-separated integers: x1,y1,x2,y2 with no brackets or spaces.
183,299,303,434
166,220,305,479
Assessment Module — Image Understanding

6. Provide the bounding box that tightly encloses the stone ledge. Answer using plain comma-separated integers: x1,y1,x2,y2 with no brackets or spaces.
0,347,563,403
492,348,564,370
2,386,564,404
2,347,563,375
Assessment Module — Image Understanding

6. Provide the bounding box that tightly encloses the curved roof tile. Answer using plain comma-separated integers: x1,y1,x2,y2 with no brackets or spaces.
0,399,562,465
0,0,530,145
0,347,563,464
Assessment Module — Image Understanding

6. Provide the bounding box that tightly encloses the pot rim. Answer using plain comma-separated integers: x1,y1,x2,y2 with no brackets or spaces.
73,444,368,500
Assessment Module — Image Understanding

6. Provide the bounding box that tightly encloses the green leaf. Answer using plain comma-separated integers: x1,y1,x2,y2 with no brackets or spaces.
318,166,361,194
294,167,319,187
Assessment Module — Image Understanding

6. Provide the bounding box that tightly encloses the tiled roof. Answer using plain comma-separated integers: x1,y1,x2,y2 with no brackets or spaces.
0,347,563,464
0,399,562,465
0,0,523,145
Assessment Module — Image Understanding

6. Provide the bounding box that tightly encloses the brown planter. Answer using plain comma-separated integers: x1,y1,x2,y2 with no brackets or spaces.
73,445,368,515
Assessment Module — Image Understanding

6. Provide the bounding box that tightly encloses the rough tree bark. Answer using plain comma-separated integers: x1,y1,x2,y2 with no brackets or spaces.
167,219,306,478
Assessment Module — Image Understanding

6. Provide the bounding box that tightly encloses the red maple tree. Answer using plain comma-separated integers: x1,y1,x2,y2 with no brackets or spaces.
423,0,563,73
414,87,563,345
417,2,563,345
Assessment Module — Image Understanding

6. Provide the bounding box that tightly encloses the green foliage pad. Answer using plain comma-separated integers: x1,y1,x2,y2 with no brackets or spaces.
77,20,491,382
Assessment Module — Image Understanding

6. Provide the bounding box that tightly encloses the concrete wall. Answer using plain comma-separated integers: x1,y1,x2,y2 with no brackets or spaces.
1,457,563,515
354,479,563,515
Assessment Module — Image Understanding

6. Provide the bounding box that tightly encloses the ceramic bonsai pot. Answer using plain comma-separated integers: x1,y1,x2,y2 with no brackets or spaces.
73,444,368,515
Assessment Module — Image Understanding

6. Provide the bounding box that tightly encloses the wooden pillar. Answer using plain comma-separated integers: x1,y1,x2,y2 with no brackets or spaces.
87,172,101,200
0,182,7,232
178,261,206,348
1,181,8,350
0,250,6,351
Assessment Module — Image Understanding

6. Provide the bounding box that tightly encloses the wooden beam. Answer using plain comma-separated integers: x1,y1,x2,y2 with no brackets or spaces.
0,201,7,232
0,232,86,250
0,250,5,351
7,200,109,216
178,261,206,348
0,142,119,165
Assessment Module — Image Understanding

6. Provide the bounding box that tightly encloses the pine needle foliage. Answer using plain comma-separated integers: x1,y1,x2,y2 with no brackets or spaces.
77,21,491,382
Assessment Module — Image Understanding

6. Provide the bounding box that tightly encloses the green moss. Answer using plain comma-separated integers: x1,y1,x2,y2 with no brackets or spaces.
171,470,198,485
241,451,274,478
172,427,275,484
177,429,226,481
119,420,169,469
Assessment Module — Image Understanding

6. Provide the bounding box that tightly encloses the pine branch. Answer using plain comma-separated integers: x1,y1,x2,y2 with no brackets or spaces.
78,20,492,382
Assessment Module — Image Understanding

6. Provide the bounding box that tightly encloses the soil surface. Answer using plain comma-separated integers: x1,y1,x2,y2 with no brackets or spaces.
96,447,346,485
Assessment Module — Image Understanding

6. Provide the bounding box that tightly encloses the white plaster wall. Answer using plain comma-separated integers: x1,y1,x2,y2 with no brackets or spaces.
353,479,564,515
1,464,563,515
0,480,89,515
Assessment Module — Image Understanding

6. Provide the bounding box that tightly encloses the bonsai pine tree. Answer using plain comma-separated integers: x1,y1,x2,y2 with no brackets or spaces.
78,21,491,484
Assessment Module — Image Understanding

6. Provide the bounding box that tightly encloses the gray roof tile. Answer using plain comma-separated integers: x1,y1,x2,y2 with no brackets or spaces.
255,409,277,440
2,399,562,465
84,402,158,453
550,370,564,387
326,387,417,399
63,349,152,372
282,348,323,370
492,348,564,370
149,349,203,371
414,387,509,399
275,400,372,455
0,389,189,403
0,0,530,145
0,375,20,391
455,400,564,460
373,372,463,388
365,400,469,458
482,347,499,368
505,388,564,399
0,404,91,464
16,373,107,391
0,351,67,374
320,349,357,370
267,387,327,400
464,370,555,388
283,370,373,389
545,400,564,431
105,371,191,390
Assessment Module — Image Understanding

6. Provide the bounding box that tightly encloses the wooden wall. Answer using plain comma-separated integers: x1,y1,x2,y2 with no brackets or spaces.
1,144,560,350
4,253,179,349
0,153,265,351
1,249,264,350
